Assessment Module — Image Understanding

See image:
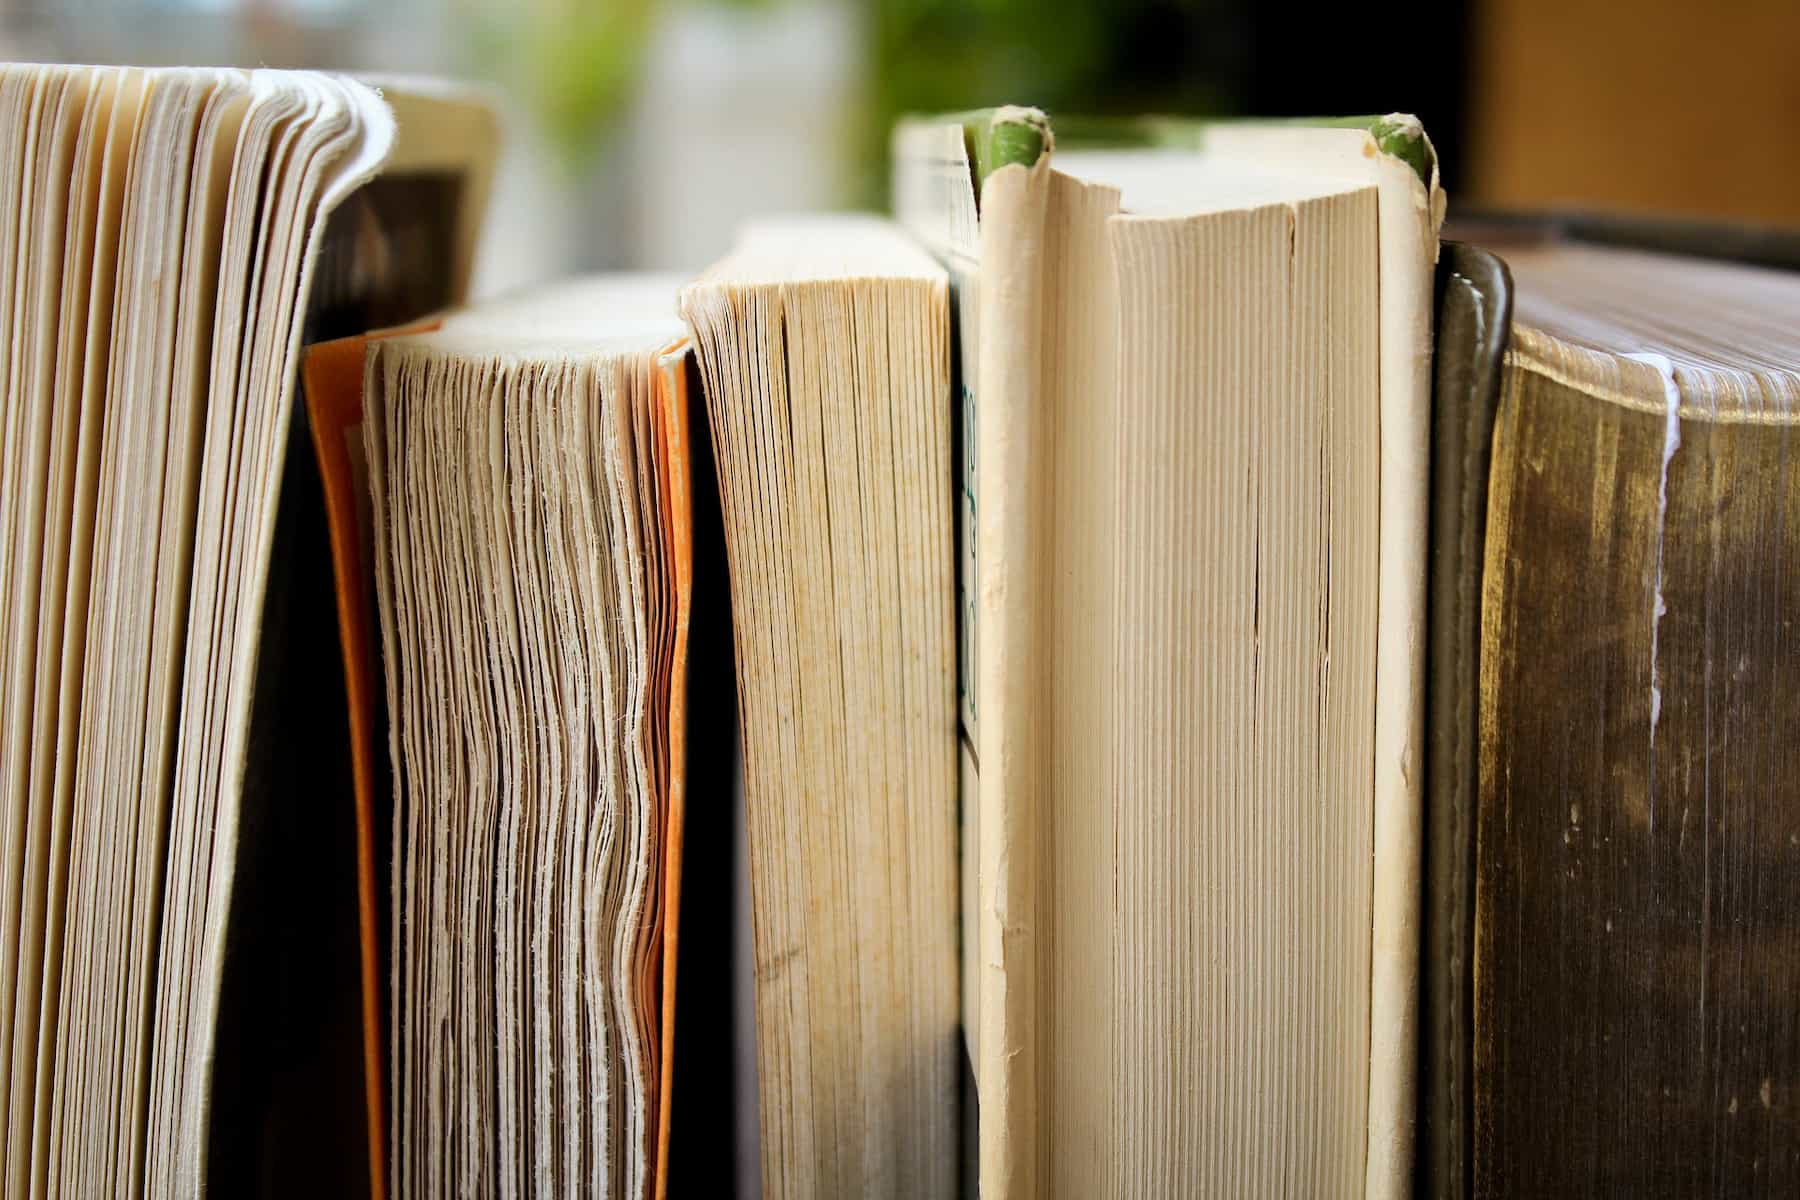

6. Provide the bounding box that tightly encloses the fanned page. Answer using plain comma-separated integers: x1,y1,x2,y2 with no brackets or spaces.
679,217,959,1198
894,112,1442,1197
360,278,690,1200
206,78,496,1200
0,66,380,1195
0,63,495,1199
1475,245,1800,1196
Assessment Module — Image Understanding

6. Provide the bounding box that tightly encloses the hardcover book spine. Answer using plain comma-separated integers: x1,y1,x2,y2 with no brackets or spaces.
971,123,1054,1200
1362,127,1442,1200
1417,243,1513,1200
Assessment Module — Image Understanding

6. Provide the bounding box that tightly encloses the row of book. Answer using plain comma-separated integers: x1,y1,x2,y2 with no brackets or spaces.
0,64,1795,1199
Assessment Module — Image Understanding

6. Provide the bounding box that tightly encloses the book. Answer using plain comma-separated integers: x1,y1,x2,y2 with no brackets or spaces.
677,217,960,1198
1417,228,1800,1196
321,276,697,1199
309,219,959,1200
1415,240,1512,1200
893,108,1444,1196
22,58,1795,1199
0,64,495,1197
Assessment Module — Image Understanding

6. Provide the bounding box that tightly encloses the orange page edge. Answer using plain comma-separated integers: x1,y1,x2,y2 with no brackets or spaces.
301,321,438,1200
653,338,695,1200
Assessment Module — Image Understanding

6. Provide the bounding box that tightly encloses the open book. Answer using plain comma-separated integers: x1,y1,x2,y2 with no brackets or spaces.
0,64,495,1197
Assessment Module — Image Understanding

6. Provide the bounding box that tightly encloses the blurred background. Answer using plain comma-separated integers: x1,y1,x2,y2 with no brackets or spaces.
0,2,1790,1194
4,0,1792,303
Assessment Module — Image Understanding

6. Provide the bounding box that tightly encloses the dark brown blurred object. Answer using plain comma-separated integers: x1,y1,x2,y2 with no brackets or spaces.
1470,0,1800,224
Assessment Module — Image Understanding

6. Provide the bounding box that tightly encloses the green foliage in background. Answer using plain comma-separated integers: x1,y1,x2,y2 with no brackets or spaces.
860,0,1240,203
456,0,661,167
450,0,1239,197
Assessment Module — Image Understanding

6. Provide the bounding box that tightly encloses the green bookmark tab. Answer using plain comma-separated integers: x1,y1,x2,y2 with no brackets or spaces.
945,106,1052,192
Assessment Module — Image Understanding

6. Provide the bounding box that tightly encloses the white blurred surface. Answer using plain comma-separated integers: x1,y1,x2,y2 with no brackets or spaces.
624,0,859,272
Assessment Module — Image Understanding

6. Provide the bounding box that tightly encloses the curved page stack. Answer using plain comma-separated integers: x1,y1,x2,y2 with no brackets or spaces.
0,64,493,1198
361,278,693,1200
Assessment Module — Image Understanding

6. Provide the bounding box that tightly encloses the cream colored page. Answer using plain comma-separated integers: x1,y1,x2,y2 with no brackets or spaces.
124,76,253,1189
970,159,1138,1199
0,69,48,1080
972,131,1424,1197
6,68,109,1199
0,70,36,658
141,79,306,1193
1040,169,1126,1200
158,72,396,1195
25,68,143,1198
601,352,659,1200
1107,189,1379,1197
681,224,958,1198
158,73,340,1193
1201,126,1441,1199
0,71,85,1176
50,70,229,1196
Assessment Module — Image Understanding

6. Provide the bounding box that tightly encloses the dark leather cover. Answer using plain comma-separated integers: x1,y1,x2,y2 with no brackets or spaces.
1417,243,1513,1200
1472,256,1800,1195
